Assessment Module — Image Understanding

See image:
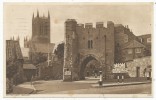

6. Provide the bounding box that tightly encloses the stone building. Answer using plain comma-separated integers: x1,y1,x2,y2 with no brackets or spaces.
19,11,55,80
121,40,146,62
126,56,151,78
24,37,31,48
114,24,146,63
24,11,55,66
6,39,24,84
63,19,151,81
137,34,151,56
64,19,115,81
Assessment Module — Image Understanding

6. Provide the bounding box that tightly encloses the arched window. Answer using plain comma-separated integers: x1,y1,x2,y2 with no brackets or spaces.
88,40,93,49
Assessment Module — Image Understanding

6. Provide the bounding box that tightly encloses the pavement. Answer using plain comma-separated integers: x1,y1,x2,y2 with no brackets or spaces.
91,81,151,88
11,79,151,94
12,82,36,94
52,83,151,94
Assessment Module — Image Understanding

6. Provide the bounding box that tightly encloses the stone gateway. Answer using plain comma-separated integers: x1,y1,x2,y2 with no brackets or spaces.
63,19,115,81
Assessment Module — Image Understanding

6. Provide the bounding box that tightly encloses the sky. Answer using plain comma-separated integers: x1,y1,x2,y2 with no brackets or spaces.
4,3,153,47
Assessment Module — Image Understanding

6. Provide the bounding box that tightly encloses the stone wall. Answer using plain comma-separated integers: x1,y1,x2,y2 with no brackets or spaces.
126,56,151,77
64,19,78,81
36,59,63,80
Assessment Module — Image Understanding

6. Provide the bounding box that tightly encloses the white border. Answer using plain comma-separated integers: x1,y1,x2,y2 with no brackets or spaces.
1,0,156,100
2,0,156,2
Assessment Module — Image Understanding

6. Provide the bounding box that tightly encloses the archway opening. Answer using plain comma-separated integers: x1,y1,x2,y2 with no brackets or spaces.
79,55,101,80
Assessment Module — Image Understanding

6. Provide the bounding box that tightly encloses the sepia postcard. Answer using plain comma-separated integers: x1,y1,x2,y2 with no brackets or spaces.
3,2,153,98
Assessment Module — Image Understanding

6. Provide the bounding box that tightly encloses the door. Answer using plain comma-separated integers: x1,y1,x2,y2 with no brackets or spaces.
136,67,140,77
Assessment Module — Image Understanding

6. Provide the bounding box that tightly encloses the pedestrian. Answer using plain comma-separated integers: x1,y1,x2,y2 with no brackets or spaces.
95,73,97,78
31,75,34,85
87,71,89,77
99,71,103,86
95,70,97,78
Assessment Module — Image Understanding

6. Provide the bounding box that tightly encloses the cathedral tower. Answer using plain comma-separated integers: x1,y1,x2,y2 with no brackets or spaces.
32,10,50,43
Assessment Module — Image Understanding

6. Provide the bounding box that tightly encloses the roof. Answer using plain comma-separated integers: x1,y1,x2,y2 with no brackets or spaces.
30,43,55,53
122,40,145,49
23,64,36,69
21,48,29,57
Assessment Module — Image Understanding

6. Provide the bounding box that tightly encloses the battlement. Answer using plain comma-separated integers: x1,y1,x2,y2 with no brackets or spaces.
107,21,114,25
77,21,114,29
77,24,84,28
65,19,115,30
96,22,104,28
65,19,77,23
85,23,93,28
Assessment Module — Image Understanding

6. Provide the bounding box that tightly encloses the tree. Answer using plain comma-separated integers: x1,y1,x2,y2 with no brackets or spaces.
54,43,64,59
6,58,19,93
32,52,47,65
6,59,18,79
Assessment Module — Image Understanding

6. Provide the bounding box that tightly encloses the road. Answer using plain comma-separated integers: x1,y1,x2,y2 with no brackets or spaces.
33,80,151,94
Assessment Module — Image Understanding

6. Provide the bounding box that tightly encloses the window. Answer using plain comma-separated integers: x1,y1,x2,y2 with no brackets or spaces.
135,48,141,53
88,40,93,49
140,38,143,43
124,37,128,43
8,49,11,58
147,38,151,43
88,40,90,49
7,42,9,46
91,40,93,48
127,49,133,54
136,67,140,77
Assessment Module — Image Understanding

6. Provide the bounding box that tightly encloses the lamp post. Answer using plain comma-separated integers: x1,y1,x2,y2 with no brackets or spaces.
104,35,107,80
70,36,73,81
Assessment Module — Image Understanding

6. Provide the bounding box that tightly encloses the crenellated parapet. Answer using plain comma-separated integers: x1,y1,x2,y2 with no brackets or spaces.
76,21,115,30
